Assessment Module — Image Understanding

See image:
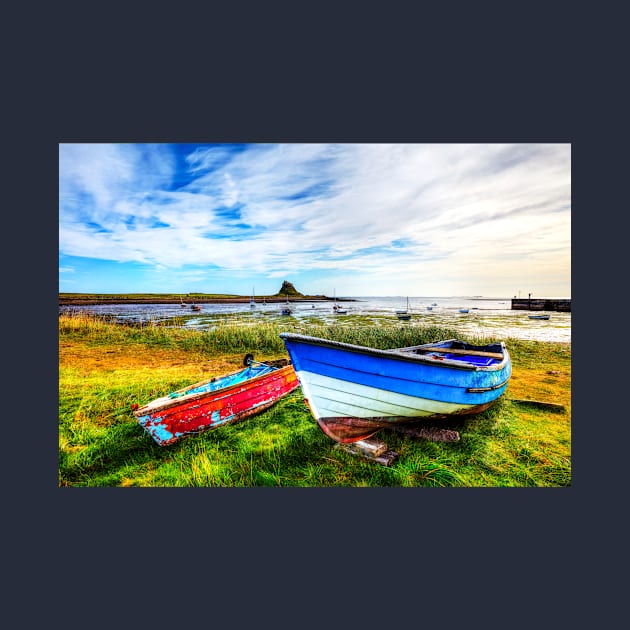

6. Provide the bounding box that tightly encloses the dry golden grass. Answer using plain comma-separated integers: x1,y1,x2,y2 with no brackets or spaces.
59,341,240,376
508,358,571,413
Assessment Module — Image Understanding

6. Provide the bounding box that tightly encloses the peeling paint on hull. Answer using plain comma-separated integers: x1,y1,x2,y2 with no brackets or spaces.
133,363,299,445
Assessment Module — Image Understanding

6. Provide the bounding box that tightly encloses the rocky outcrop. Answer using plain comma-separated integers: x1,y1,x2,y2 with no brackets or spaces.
276,281,303,297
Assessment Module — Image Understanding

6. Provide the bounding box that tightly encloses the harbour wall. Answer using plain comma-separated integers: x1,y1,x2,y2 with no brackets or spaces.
511,298,571,312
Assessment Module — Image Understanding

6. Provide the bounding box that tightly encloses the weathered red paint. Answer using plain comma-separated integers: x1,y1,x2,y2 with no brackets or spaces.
135,364,299,445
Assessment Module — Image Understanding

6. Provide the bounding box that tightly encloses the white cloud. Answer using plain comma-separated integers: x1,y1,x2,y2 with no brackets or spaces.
59,143,571,295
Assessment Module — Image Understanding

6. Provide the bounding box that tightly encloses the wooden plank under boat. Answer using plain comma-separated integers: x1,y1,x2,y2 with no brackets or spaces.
132,357,299,445
279,334,511,444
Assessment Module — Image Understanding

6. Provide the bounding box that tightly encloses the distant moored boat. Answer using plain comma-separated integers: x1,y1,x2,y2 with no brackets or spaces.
333,289,348,314
396,296,411,319
280,294,292,315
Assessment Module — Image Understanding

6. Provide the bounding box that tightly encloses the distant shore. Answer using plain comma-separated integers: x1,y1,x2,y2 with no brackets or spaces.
58,294,355,306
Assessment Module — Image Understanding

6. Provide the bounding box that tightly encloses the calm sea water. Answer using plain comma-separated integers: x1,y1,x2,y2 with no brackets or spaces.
59,296,571,343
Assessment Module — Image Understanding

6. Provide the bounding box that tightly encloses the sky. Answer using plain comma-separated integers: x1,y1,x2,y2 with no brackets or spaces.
59,143,571,298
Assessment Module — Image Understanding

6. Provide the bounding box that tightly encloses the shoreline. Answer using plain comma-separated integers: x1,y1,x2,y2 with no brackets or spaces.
59,296,355,306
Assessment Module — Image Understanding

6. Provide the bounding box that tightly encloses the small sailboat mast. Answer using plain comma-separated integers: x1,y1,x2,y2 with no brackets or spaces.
396,296,411,320
333,288,347,314
396,296,410,315
281,293,292,315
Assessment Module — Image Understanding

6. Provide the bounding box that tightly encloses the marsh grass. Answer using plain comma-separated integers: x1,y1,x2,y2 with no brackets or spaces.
58,313,571,487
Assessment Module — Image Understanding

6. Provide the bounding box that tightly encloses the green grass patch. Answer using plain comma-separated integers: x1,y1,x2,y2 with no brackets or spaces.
59,314,571,487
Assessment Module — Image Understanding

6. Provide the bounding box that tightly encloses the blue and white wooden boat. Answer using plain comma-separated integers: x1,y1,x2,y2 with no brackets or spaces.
528,314,550,320
280,334,511,443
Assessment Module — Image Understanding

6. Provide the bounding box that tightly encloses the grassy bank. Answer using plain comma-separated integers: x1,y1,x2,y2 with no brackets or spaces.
59,292,333,304
58,313,571,487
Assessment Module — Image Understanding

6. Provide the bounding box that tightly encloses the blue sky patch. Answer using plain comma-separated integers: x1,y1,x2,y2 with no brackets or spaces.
58,143,571,296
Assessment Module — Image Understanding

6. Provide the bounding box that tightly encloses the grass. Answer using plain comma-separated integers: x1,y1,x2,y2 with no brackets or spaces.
59,292,241,300
59,291,324,302
58,313,571,487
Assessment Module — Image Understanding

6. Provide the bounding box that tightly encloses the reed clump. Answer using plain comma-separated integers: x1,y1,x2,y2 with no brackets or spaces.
58,313,466,356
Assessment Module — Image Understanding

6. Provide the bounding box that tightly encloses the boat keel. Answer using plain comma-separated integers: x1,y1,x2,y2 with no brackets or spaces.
316,415,461,444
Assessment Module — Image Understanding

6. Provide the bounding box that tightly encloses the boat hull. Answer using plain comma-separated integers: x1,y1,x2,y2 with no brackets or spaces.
133,363,299,445
280,334,511,443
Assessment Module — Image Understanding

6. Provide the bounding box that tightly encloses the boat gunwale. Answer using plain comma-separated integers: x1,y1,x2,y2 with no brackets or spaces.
134,362,295,416
279,333,509,372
